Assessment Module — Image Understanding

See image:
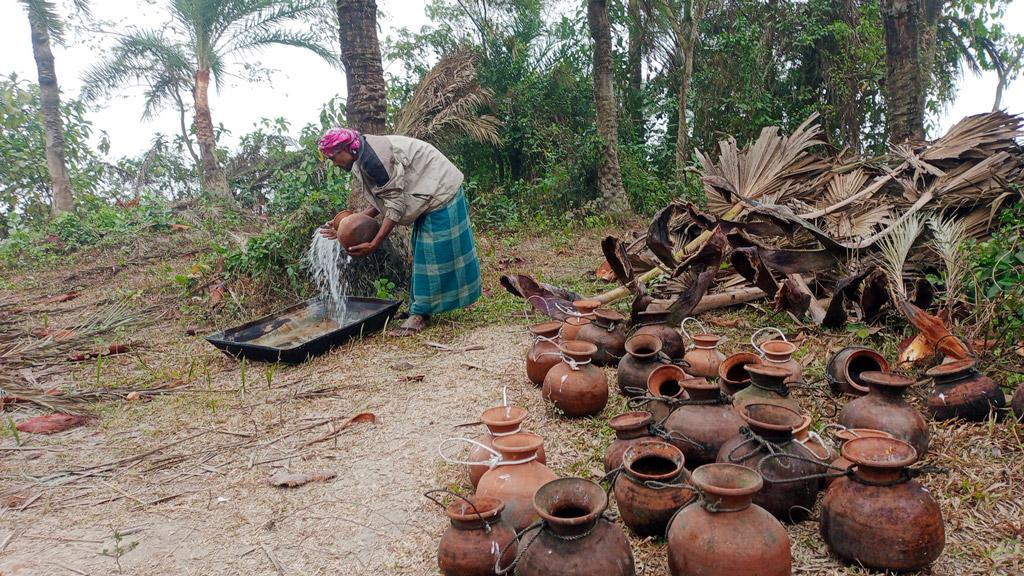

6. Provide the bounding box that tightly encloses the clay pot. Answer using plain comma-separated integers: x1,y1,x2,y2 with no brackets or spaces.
644,364,689,423
759,339,802,384
577,309,628,366
792,414,834,463
527,321,563,386
925,358,1006,421
826,428,893,487
717,403,820,523
732,364,801,414
435,495,517,576
336,212,380,250
718,352,762,395
826,346,889,396
573,299,602,319
683,334,727,379
666,463,791,576
511,478,636,576
663,377,744,467
543,341,609,418
838,371,930,457
633,310,685,359
614,441,696,538
467,406,547,488
560,316,591,340
477,433,556,531
617,334,665,397
820,437,945,571
1013,385,1024,420
605,411,657,473
330,209,354,228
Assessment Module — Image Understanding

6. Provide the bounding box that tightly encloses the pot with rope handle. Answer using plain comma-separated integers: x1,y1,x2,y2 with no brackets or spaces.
633,309,685,359
427,490,518,576
576,309,628,366
526,321,563,386
543,341,609,418
467,405,547,488
475,433,557,532
680,318,727,379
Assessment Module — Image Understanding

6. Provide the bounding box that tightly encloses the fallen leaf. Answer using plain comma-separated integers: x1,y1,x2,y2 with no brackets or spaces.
2,491,31,509
595,260,617,282
37,291,81,305
170,223,191,231
16,413,89,434
402,374,426,382
269,470,337,488
126,391,141,401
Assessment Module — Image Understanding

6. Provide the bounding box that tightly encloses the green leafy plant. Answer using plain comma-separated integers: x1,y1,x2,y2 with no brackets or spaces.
373,278,397,300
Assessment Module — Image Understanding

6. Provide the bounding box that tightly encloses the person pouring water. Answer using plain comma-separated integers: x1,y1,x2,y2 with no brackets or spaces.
317,128,481,336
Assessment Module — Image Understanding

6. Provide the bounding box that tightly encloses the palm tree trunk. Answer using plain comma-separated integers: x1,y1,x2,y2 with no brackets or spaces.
336,0,387,134
881,0,926,143
626,0,645,143
193,69,231,200
587,0,630,218
674,1,709,180
27,10,73,216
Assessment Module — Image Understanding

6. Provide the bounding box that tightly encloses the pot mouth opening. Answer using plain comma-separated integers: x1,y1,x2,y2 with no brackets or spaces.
559,340,598,357
845,350,887,390
609,411,654,431
691,463,763,496
680,377,716,392
740,403,803,432
492,432,543,454
564,316,591,327
534,478,606,526
841,436,917,468
648,365,688,398
744,363,790,379
594,308,625,323
573,299,602,311
793,413,813,436
834,428,893,442
529,321,563,337
926,357,977,377
623,441,684,480
481,405,528,428
447,496,504,522
692,334,720,345
860,371,915,388
720,353,761,382
626,334,663,356
761,340,796,355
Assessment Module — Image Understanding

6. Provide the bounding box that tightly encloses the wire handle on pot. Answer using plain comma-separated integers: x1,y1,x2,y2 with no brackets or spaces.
679,317,706,342
438,438,538,470
423,489,492,534
751,327,786,356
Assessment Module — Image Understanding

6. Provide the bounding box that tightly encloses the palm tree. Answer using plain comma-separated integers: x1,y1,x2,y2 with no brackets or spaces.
83,0,338,201
18,0,89,216
335,0,387,134
587,0,630,218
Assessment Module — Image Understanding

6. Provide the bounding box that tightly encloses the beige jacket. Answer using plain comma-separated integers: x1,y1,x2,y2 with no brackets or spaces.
353,135,464,226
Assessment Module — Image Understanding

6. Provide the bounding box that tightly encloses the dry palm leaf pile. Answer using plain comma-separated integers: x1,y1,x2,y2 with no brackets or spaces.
503,111,1024,357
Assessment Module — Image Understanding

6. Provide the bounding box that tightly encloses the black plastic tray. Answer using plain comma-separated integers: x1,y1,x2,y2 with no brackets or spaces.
205,297,402,363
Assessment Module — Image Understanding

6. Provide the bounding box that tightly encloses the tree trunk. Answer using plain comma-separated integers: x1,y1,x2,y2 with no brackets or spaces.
674,1,708,179
192,69,230,199
626,0,645,143
587,0,630,218
336,0,388,135
881,0,925,143
27,10,74,216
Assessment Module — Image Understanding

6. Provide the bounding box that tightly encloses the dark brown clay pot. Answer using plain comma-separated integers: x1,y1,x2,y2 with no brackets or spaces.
436,495,518,576
820,437,945,571
718,352,762,395
717,403,820,523
732,364,801,414
573,299,602,319
617,334,665,397
526,321,563,386
605,411,656,473
1013,385,1024,420
614,441,695,538
510,477,636,575
925,358,1006,421
577,309,628,366
543,341,609,418
634,310,685,359
663,377,744,468
683,334,727,379
468,406,547,488
838,371,930,457
644,364,689,423
826,428,893,487
759,340,802,384
666,463,791,576
826,346,889,396
477,433,557,531
330,209,354,229
336,213,380,250
560,316,591,340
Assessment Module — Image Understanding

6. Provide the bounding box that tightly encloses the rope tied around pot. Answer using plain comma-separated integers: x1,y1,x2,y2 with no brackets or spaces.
538,350,592,371
756,452,948,486
423,489,494,534
650,423,706,450
787,377,840,417
724,425,815,470
437,438,537,470
494,510,616,574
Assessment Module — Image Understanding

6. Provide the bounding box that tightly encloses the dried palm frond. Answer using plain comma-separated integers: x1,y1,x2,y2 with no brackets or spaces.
876,212,925,300
392,47,502,147
817,169,893,239
921,111,1024,163
928,212,970,306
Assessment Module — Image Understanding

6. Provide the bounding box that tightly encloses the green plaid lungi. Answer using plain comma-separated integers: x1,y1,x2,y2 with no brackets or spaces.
409,188,481,316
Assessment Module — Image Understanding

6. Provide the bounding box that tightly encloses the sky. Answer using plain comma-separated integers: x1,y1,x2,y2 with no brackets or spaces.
0,0,1021,159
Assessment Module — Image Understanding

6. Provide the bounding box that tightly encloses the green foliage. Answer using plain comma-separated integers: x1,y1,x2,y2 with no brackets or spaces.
966,201,1024,345
373,277,397,300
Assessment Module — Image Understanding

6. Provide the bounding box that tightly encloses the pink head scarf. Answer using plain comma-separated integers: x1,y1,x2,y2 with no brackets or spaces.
318,127,361,157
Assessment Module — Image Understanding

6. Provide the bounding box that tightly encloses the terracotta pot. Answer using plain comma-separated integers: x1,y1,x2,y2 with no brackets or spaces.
925,358,1006,421
634,310,685,359
605,411,656,473
467,406,547,488
683,334,727,379
577,309,628,366
543,341,609,418
511,478,635,575
435,495,518,576
336,212,380,250
330,209,354,228
717,403,820,523
732,364,801,414
663,377,744,468
527,321,563,386
1013,385,1024,420
792,414,835,462
826,428,893,487
614,441,696,538
560,316,591,340
617,334,665,397
644,364,689,423
759,339,802,384
718,352,762,395
826,346,889,396
477,433,556,531
573,299,602,319
820,437,945,571
838,371,930,457
667,463,791,576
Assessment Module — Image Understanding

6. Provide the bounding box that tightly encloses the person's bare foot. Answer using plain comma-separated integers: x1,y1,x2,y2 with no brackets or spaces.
388,314,427,337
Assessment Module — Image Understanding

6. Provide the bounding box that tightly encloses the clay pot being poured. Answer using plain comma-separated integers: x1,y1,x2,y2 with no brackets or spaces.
526,321,563,386
633,309,685,359
826,346,889,396
330,209,354,228
335,212,380,251
508,477,636,576
826,428,893,486
605,411,657,473
666,463,791,576
433,494,518,576
543,341,609,417
718,352,762,395
820,437,945,572
925,358,1006,421
617,334,665,397
613,441,696,538
576,309,628,366
466,405,546,488
663,377,744,467
644,364,689,423
732,364,801,414
477,432,556,531
838,371,930,456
